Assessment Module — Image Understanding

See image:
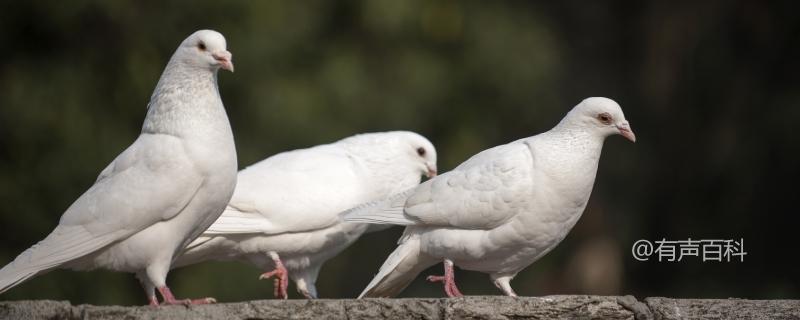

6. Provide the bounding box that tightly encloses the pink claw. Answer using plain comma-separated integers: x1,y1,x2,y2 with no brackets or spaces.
426,260,463,298
156,286,217,305
259,258,289,299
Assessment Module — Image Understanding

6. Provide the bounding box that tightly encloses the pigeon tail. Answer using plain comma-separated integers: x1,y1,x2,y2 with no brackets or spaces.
358,234,436,298
0,225,121,294
172,235,218,270
340,189,417,225
0,265,39,295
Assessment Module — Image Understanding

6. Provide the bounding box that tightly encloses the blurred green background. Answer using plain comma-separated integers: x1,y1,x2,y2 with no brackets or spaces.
0,1,798,305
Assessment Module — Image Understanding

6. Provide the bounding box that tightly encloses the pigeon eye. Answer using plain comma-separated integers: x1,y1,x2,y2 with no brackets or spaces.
417,147,426,156
198,42,206,51
597,113,612,124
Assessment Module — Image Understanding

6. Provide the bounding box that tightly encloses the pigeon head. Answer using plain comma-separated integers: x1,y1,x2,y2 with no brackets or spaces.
565,97,636,142
378,131,438,178
176,30,234,72
400,132,438,178
345,131,438,179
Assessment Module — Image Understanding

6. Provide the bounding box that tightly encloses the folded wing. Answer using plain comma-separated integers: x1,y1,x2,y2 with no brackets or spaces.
204,144,366,235
0,134,204,293
343,141,534,230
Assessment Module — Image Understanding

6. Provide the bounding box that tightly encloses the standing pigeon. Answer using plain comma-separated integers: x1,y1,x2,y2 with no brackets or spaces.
0,30,237,305
343,97,635,298
173,131,437,299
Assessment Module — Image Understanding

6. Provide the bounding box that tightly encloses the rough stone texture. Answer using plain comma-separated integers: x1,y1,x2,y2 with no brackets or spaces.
445,296,632,320
645,297,800,320
0,296,796,320
618,295,654,320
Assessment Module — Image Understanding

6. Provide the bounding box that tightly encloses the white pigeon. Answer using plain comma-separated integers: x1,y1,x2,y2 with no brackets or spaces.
0,30,237,306
173,131,438,299
343,97,635,298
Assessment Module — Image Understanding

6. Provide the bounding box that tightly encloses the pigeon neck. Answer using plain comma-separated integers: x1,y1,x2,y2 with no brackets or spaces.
517,122,606,229
141,61,227,138
366,162,423,197
533,121,606,187
547,120,606,154
152,60,219,100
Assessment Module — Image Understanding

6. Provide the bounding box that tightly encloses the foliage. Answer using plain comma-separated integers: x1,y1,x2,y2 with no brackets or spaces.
0,1,797,304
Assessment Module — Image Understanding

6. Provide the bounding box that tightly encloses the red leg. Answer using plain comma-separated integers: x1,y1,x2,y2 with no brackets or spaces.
157,286,216,305
426,259,464,298
259,252,289,299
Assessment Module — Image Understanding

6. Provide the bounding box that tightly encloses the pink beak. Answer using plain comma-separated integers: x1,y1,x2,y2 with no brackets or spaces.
617,122,636,143
212,51,234,72
426,165,438,178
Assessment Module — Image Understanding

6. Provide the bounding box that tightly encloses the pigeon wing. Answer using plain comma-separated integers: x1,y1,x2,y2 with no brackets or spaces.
0,133,204,293
404,141,534,230
60,133,205,231
204,144,364,235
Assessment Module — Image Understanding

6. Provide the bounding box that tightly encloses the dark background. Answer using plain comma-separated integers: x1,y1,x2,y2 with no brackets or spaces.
0,1,797,305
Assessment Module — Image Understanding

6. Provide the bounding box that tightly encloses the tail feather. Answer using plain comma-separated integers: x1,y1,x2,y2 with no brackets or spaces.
0,225,121,294
358,234,436,298
202,208,277,235
340,189,417,226
172,235,223,269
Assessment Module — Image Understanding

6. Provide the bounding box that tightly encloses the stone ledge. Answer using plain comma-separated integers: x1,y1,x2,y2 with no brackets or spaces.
0,295,797,320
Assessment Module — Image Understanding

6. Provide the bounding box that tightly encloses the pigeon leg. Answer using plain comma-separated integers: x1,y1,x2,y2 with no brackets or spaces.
426,259,463,297
295,277,318,299
492,275,518,297
293,264,321,299
145,284,159,306
259,251,289,299
137,273,159,306
157,286,216,305
147,261,215,305
148,296,160,306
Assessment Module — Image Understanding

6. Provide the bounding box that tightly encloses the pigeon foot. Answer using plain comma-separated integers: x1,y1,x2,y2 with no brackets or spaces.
156,286,217,305
426,259,463,297
259,253,290,299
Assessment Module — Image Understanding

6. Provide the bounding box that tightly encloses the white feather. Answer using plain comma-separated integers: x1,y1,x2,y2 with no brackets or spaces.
174,131,437,298
357,97,635,297
339,188,417,225
0,30,238,301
